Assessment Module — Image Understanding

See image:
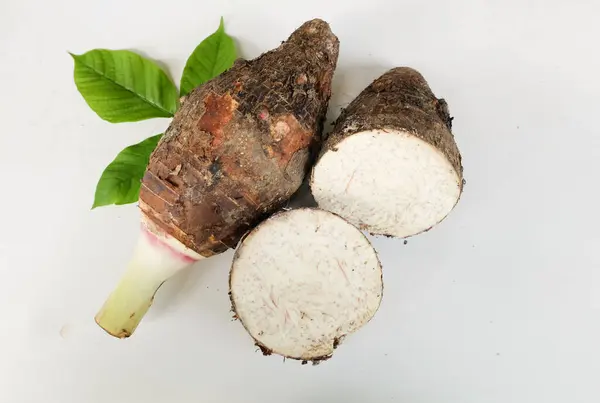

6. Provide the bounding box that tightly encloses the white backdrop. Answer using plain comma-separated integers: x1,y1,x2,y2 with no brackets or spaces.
1,0,599,402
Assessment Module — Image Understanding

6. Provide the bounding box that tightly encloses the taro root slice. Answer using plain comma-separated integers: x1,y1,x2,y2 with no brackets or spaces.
230,208,383,362
311,67,464,238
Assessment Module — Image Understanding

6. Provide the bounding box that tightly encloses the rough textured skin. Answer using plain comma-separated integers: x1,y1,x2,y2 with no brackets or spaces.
319,67,463,185
139,19,339,257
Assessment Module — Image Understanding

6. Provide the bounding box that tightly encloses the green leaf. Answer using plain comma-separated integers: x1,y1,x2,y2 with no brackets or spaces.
71,50,178,123
92,134,162,209
180,17,237,96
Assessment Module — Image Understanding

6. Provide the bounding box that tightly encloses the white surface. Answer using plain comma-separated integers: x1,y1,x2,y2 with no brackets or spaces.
230,208,382,361
311,129,462,237
1,0,599,402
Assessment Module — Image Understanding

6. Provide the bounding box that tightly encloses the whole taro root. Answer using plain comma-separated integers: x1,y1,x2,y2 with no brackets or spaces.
95,19,340,338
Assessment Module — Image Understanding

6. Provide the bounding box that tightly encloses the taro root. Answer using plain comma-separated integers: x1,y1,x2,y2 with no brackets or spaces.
229,208,383,362
311,67,464,238
95,19,340,338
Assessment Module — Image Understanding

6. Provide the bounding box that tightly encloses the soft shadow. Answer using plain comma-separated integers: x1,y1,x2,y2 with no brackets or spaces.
287,178,317,209
288,386,373,403
148,251,233,317
234,37,264,61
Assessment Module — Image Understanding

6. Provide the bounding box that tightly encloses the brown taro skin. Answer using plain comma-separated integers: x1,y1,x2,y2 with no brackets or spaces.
321,67,463,184
138,19,340,257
